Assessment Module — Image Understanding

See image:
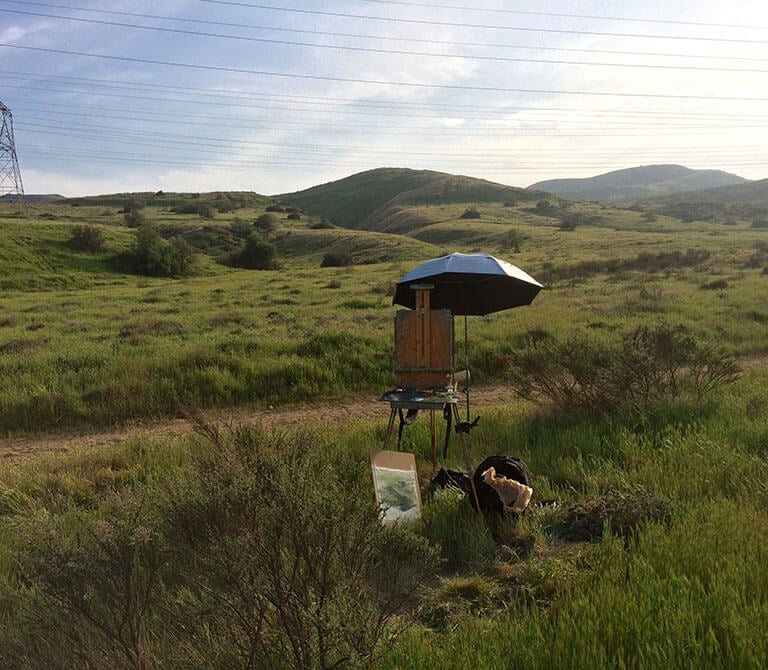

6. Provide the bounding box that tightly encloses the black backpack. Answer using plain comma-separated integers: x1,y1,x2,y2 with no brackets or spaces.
470,454,532,513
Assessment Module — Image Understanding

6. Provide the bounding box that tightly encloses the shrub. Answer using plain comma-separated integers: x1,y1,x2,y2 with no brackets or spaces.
500,228,524,253
197,203,215,219
460,207,481,219
229,218,252,239
310,218,335,229
700,279,728,290
254,213,277,234
163,424,438,668
8,493,168,669
507,322,740,415
553,487,673,542
115,224,198,277
321,252,352,267
123,208,146,228
69,224,106,252
121,197,145,214
230,232,279,270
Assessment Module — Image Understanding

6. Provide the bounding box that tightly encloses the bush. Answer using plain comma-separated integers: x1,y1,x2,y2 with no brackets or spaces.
310,218,335,229
507,322,740,416
69,224,106,252
115,224,198,277
230,232,279,270
123,209,146,228
229,218,252,239
321,252,352,267
164,424,438,668
197,203,215,219
254,213,277,234
460,207,481,219
8,493,168,669
553,487,673,542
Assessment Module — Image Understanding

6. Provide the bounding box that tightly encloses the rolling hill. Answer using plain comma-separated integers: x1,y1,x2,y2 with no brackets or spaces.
528,165,748,203
277,168,537,233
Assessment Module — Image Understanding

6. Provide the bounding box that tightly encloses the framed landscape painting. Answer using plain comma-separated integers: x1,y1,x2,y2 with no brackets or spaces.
370,449,423,525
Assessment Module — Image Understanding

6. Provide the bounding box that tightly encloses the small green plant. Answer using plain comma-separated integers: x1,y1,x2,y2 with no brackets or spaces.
552,487,673,542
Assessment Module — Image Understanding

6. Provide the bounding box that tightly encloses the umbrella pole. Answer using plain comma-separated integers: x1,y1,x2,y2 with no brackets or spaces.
464,315,470,422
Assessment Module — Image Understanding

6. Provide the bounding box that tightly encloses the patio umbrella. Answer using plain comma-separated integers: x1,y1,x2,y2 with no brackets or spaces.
392,252,542,316
393,252,543,418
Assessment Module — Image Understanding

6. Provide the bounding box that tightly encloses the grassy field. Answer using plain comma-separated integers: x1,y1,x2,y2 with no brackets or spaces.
0,182,767,668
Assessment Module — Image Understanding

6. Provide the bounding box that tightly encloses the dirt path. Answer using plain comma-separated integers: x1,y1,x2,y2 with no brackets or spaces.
0,386,513,462
3,352,767,463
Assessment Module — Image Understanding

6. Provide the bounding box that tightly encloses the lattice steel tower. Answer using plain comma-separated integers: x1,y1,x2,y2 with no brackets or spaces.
0,100,24,203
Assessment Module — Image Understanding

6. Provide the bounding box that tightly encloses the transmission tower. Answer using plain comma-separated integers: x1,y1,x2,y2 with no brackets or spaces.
0,100,25,204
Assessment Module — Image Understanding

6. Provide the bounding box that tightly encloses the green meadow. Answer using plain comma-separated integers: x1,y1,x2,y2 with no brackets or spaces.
0,179,767,668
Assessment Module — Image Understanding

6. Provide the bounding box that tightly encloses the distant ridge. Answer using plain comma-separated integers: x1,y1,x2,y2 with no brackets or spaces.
528,164,748,203
641,178,768,207
1,194,64,204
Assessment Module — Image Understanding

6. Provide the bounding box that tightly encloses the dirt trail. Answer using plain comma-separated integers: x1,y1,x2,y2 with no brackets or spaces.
3,353,766,463
0,386,513,462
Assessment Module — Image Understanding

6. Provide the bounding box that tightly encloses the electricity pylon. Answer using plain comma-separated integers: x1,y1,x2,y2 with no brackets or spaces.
0,100,25,204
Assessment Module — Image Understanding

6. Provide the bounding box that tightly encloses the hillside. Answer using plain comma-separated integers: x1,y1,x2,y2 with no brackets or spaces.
641,178,768,207
528,164,748,203
277,168,534,233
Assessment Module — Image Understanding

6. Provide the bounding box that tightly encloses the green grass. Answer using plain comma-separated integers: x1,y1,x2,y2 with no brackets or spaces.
1,193,767,435
1,181,767,667
0,369,767,667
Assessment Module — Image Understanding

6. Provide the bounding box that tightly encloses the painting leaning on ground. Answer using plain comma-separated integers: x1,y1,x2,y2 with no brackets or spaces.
0,171,768,669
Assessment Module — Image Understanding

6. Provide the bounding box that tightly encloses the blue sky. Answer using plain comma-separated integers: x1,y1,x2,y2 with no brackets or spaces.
2,0,768,196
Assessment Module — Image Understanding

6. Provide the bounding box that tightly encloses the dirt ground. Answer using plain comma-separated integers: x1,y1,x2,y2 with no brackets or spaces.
0,385,514,462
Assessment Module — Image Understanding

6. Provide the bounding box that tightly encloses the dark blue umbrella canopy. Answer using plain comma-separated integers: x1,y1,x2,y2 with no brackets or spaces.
393,252,542,316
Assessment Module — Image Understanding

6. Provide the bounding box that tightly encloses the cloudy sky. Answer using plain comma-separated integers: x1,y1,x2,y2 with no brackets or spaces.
2,0,768,197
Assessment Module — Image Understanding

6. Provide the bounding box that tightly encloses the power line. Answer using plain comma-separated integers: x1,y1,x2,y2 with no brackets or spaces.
196,0,768,45
5,70,768,126
358,0,768,32
7,7,768,74
4,43,768,102
6,0,768,65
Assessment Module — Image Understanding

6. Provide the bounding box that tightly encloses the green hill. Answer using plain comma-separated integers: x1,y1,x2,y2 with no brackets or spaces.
641,178,768,207
277,168,535,233
529,165,748,203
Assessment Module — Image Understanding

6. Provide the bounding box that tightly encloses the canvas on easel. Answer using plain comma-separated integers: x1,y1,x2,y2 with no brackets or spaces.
370,449,422,525
394,285,453,391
